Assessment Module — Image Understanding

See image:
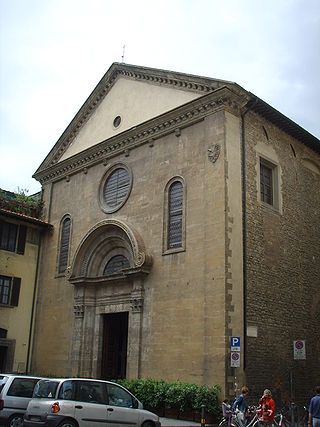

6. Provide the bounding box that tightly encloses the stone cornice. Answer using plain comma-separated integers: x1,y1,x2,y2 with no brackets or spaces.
69,267,151,286
35,63,240,173
34,86,246,185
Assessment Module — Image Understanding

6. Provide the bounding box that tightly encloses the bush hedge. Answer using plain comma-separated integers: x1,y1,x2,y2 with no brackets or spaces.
116,378,220,420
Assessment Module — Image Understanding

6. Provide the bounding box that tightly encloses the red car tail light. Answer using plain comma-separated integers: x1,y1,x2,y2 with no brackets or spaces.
51,402,60,413
0,399,4,410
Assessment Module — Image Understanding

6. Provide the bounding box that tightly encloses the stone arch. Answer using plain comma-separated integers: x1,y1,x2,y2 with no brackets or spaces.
69,219,152,280
68,219,152,379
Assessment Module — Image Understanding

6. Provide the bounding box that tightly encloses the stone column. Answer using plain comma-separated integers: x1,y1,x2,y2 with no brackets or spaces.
127,280,144,379
79,286,96,377
72,286,85,377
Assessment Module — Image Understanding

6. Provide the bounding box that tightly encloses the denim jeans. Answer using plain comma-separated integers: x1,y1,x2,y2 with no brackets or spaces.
313,418,320,427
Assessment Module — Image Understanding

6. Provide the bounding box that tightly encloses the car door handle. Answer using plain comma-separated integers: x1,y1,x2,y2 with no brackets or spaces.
107,408,114,412
75,405,83,409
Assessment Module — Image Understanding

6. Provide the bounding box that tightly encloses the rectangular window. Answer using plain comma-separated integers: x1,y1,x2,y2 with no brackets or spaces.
75,381,106,404
260,161,273,205
259,157,281,212
7,378,40,398
0,275,21,306
0,221,26,254
0,276,11,304
0,221,18,252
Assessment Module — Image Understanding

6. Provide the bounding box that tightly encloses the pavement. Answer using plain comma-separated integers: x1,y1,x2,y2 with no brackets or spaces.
159,417,210,427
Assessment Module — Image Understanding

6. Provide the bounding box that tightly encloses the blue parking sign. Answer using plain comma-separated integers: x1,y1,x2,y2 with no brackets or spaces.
231,336,240,351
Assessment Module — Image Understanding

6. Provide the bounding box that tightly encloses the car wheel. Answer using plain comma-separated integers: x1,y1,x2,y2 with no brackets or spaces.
7,415,23,427
58,420,78,427
142,422,155,427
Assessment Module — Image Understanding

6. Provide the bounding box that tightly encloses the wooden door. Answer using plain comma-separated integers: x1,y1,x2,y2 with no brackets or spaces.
101,312,128,379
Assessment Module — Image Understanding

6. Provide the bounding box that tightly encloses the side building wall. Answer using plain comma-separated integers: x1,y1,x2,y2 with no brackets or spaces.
245,111,320,405
0,220,41,373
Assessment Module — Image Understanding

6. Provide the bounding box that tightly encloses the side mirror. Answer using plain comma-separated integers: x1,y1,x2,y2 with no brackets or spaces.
133,399,139,409
133,399,141,409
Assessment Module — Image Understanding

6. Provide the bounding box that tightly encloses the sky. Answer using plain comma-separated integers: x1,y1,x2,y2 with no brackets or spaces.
0,0,319,194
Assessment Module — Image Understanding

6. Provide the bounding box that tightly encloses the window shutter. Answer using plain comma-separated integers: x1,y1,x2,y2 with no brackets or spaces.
10,277,21,306
17,225,27,254
104,168,130,208
58,217,71,273
168,181,183,249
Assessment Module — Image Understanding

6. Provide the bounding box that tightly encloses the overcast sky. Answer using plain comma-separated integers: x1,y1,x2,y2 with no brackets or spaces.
0,0,319,194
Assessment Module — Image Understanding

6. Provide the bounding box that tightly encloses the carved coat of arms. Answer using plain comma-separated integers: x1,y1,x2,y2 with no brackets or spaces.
208,144,221,164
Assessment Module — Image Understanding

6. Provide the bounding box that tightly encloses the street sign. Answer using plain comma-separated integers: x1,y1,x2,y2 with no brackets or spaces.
293,340,306,360
231,336,241,351
231,351,240,367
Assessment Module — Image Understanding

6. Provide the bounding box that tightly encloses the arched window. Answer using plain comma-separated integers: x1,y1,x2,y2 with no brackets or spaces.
103,255,130,276
163,177,186,253
168,181,183,249
58,216,71,274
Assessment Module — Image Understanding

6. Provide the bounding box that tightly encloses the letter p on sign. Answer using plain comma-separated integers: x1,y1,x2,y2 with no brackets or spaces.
231,336,240,351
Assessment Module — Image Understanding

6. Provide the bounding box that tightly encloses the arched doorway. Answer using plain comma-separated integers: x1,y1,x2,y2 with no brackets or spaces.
68,219,152,379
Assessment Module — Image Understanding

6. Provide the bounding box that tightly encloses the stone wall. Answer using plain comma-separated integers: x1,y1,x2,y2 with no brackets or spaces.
30,87,320,405
31,108,236,392
244,111,320,405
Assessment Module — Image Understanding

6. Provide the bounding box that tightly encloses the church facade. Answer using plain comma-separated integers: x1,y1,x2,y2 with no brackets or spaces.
31,63,320,403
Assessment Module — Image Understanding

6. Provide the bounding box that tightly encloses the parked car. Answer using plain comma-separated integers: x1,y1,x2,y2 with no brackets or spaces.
0,374,43,427
24,377,161,427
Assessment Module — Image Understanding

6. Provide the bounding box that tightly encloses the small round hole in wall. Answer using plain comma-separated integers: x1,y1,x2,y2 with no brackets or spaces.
113,116,121,128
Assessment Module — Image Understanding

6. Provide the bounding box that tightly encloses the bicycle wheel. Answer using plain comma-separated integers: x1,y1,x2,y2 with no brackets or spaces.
246,415,258,427
282,419,292,427
231,416,241,427
298,414,309,427
219,419,229,427
274,415,281,427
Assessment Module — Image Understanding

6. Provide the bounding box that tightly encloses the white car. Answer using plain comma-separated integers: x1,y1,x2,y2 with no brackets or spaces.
24,378,161,427
0,374,43,427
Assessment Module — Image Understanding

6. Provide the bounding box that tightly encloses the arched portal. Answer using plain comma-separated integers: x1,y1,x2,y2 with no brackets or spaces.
67,219,152,379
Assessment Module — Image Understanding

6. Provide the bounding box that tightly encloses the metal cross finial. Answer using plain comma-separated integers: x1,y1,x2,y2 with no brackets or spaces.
122,45,126,63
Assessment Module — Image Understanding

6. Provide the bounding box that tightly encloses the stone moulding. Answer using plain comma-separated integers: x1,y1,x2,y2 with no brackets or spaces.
36,63,239,171
34,87,244,185
68,218,153,283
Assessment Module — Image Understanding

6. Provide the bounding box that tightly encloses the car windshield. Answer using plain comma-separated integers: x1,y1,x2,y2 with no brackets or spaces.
33,380,59,399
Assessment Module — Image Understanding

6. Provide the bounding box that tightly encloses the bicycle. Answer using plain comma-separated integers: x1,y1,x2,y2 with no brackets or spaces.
218,406,260,427
293,405,309,427
273,407,292,427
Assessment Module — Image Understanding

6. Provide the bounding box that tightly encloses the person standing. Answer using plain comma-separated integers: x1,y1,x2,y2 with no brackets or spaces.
233,386,249,427
222,399,233,426
309,386,320,427
258,389,275,427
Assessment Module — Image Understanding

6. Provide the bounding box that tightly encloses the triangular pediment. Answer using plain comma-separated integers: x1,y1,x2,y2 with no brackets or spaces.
59,76,201,161
35,63,236,174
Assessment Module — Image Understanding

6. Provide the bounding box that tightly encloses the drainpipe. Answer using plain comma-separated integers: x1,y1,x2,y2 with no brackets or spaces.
26,229,42,374
241,98,257,371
